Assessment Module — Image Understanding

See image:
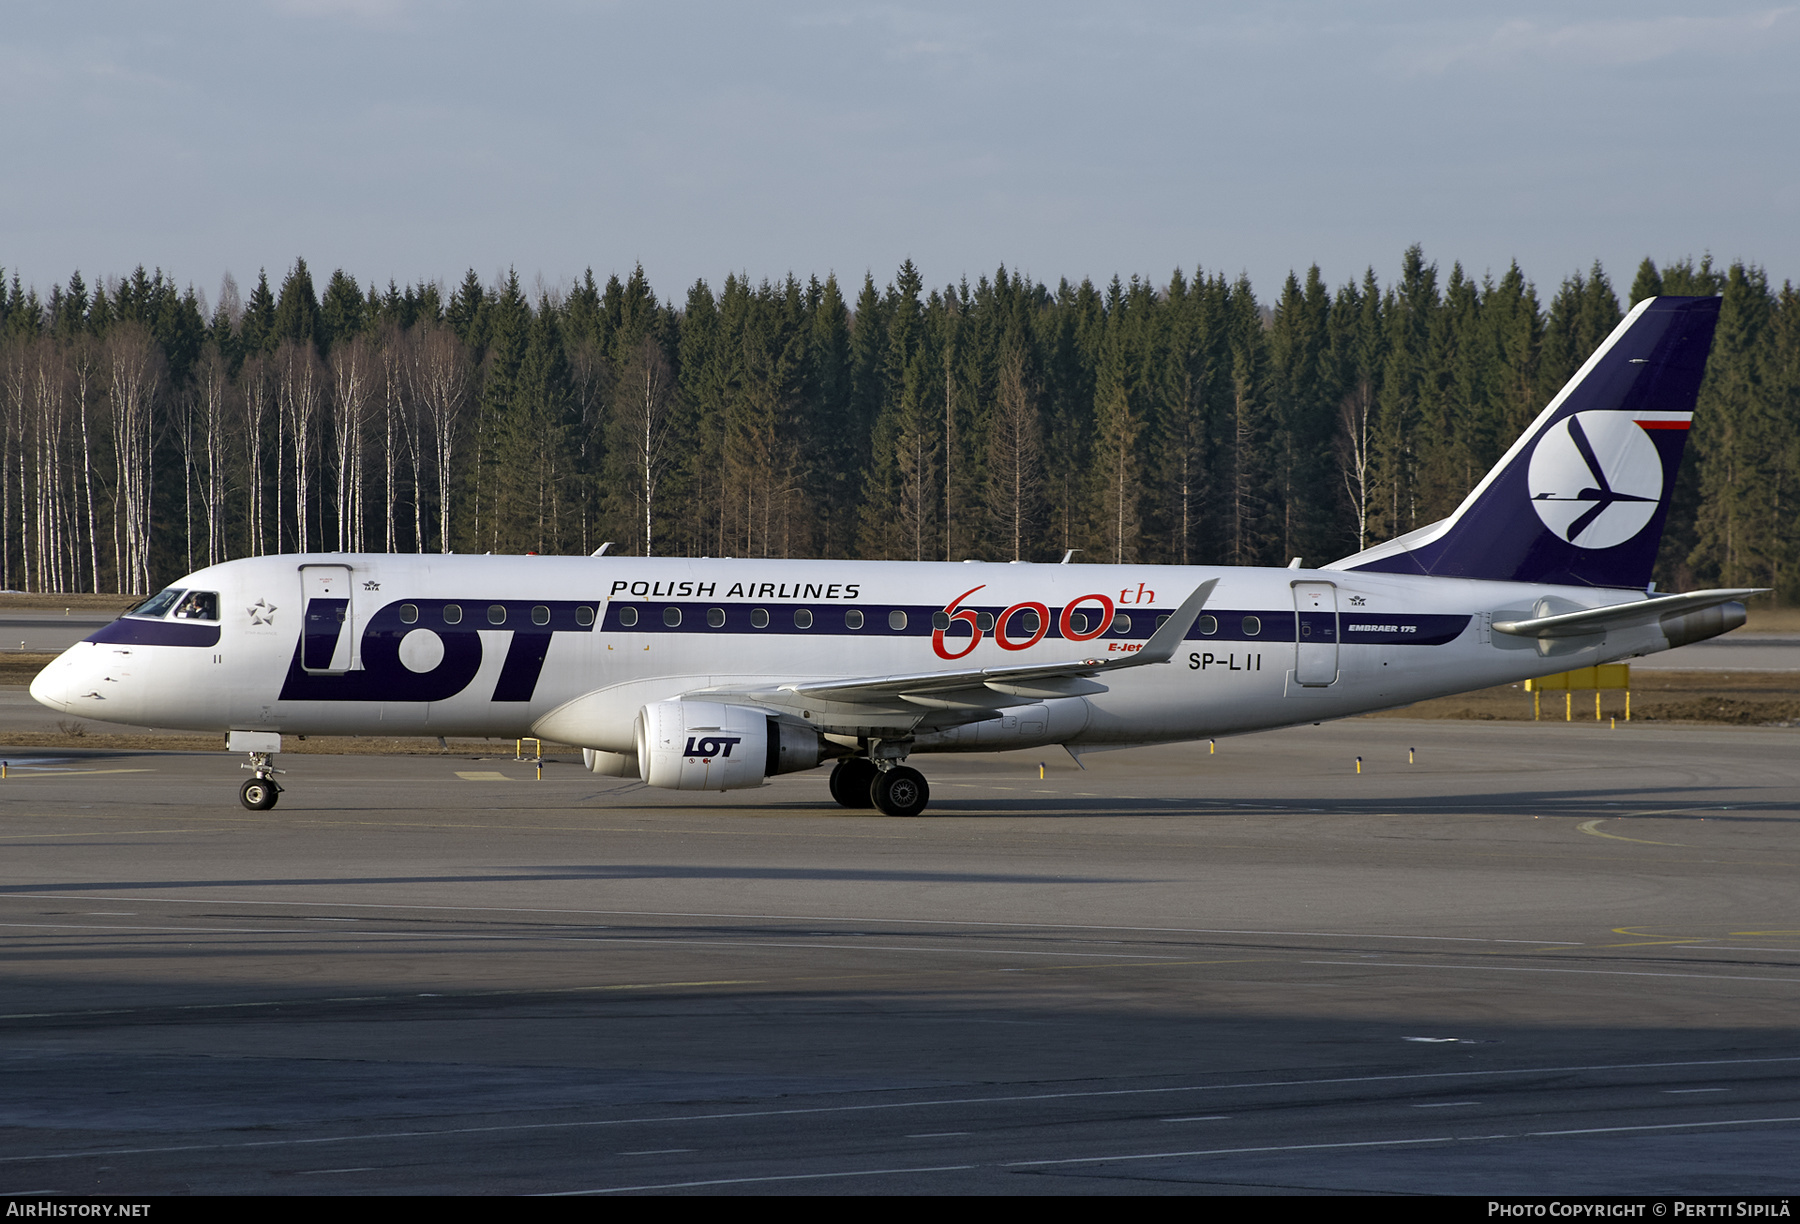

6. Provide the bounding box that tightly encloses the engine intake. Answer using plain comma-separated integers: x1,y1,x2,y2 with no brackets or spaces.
634,700,831,791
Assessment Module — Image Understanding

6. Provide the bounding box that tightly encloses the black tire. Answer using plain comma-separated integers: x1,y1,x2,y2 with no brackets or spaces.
240,778,279,811
829,758,877,809
870,765,929,817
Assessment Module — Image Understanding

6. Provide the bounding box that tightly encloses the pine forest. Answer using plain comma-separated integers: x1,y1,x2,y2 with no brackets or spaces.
0,248,1795,601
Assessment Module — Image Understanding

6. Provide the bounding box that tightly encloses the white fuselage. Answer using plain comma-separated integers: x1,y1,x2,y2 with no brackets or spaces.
30,553,1675,753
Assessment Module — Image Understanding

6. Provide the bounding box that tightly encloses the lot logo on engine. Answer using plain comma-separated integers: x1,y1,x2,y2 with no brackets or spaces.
684,735,741,759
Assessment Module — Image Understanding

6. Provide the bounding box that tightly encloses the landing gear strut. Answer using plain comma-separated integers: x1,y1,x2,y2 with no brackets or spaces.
828,756,930,817
239,751,284,811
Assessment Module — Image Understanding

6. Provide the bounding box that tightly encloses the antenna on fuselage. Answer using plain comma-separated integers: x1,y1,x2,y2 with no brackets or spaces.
1060,549,1081,564
593,542,613,557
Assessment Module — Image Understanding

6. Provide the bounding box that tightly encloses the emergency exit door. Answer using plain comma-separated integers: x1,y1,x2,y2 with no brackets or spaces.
1292,581,1339,686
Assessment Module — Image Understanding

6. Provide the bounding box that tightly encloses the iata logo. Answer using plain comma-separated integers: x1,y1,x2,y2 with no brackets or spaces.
1527,411,1664,549
684,735,741,759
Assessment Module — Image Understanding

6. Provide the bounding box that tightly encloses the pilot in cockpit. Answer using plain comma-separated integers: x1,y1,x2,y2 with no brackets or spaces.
172,590,219,621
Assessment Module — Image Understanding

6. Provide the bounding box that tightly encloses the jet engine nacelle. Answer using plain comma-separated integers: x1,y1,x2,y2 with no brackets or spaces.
634,700,830,791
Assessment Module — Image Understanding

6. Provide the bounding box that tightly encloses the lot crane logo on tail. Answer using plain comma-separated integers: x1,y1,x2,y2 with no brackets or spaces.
1526,411,1664,548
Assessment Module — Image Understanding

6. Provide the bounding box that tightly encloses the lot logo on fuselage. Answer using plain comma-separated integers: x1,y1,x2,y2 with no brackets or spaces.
1526,411,1664,549
278,599,596,705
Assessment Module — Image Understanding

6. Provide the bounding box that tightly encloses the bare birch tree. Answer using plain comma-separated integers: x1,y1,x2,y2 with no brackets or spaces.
406,324,471,553
191,344,233,565
986,347,1042,562
330,335,374,551
615,335,676,556
277,340,325,553
239,355,275,556
105,323,161,593
1338,379,1375,552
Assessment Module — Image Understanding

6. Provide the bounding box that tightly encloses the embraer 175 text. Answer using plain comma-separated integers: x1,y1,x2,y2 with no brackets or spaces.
31,296,1756,816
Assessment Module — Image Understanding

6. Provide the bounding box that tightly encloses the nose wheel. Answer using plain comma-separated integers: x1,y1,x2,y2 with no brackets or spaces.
239,750,284,811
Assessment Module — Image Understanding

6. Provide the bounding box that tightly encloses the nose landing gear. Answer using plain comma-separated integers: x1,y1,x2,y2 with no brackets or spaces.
239,750,284,811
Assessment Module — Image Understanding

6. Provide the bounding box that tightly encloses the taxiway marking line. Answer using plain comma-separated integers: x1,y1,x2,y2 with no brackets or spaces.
1578,819,1685,846
0,893,1587,945
1304,959,1800,984
547,1163,980,1195
1005,1114,1800,1171
0,769,155,777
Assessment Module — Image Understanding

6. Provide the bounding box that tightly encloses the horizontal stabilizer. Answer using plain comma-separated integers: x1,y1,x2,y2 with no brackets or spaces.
1492,588,1762,639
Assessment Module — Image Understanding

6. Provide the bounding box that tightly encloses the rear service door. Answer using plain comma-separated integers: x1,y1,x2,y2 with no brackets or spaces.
1292,581,1339,686
300,564,354,673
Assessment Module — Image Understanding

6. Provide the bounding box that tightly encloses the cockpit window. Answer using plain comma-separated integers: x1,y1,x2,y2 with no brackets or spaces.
173,591,220,621
127,588,185,619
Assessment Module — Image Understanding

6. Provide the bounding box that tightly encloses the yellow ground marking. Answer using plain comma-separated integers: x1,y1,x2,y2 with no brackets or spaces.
1589,925,1714,948
455,771,511,781
1576,818,1686,846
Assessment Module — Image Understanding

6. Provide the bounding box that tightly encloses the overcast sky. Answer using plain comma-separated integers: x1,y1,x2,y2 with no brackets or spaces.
4,1,1796,307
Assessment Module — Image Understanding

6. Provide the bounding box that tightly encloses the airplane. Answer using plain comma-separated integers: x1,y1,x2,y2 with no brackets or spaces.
29,295,1757,816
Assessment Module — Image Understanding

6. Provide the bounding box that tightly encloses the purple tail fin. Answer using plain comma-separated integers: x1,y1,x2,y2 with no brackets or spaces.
1329,295,1720,589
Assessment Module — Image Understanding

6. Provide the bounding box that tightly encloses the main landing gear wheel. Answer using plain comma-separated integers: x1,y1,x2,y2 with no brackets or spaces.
829,758,877,809
239,777,281,811
870,765,929,818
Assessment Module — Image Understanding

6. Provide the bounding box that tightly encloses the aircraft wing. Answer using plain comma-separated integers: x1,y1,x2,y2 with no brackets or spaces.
689,580,1217,725
1492,588,1764,639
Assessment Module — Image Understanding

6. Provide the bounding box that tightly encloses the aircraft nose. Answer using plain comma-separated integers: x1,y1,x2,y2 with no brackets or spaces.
29,652,73,712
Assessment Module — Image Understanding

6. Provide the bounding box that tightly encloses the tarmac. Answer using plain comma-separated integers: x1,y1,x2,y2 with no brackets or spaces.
1,718,1796,1194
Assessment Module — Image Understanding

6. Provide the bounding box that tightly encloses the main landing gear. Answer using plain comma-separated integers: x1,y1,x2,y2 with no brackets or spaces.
828,756,930,818
239,751,284,811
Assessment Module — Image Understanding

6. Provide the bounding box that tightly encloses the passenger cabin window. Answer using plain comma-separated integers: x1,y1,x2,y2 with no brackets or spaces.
845,610,864,629
130,588,185,619
1196,614,1217,635
618,606,638,627
707,607,726,628
443,604,463,624
932,611,951,631
975,611,994,633
1110,613,1131,634
532,605,550,626
663,606,682,627
889,610,907,631
488,605,507,625
1066,612,1089,635
793,608,813,629
173,591,219,621
575,606,595,626
399,604,419,624
750,608,769,628
1242,615,1262,636
1015,609,1040,633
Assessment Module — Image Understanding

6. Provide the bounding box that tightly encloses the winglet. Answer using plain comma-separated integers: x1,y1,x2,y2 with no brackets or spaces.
1135,579,1219,665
